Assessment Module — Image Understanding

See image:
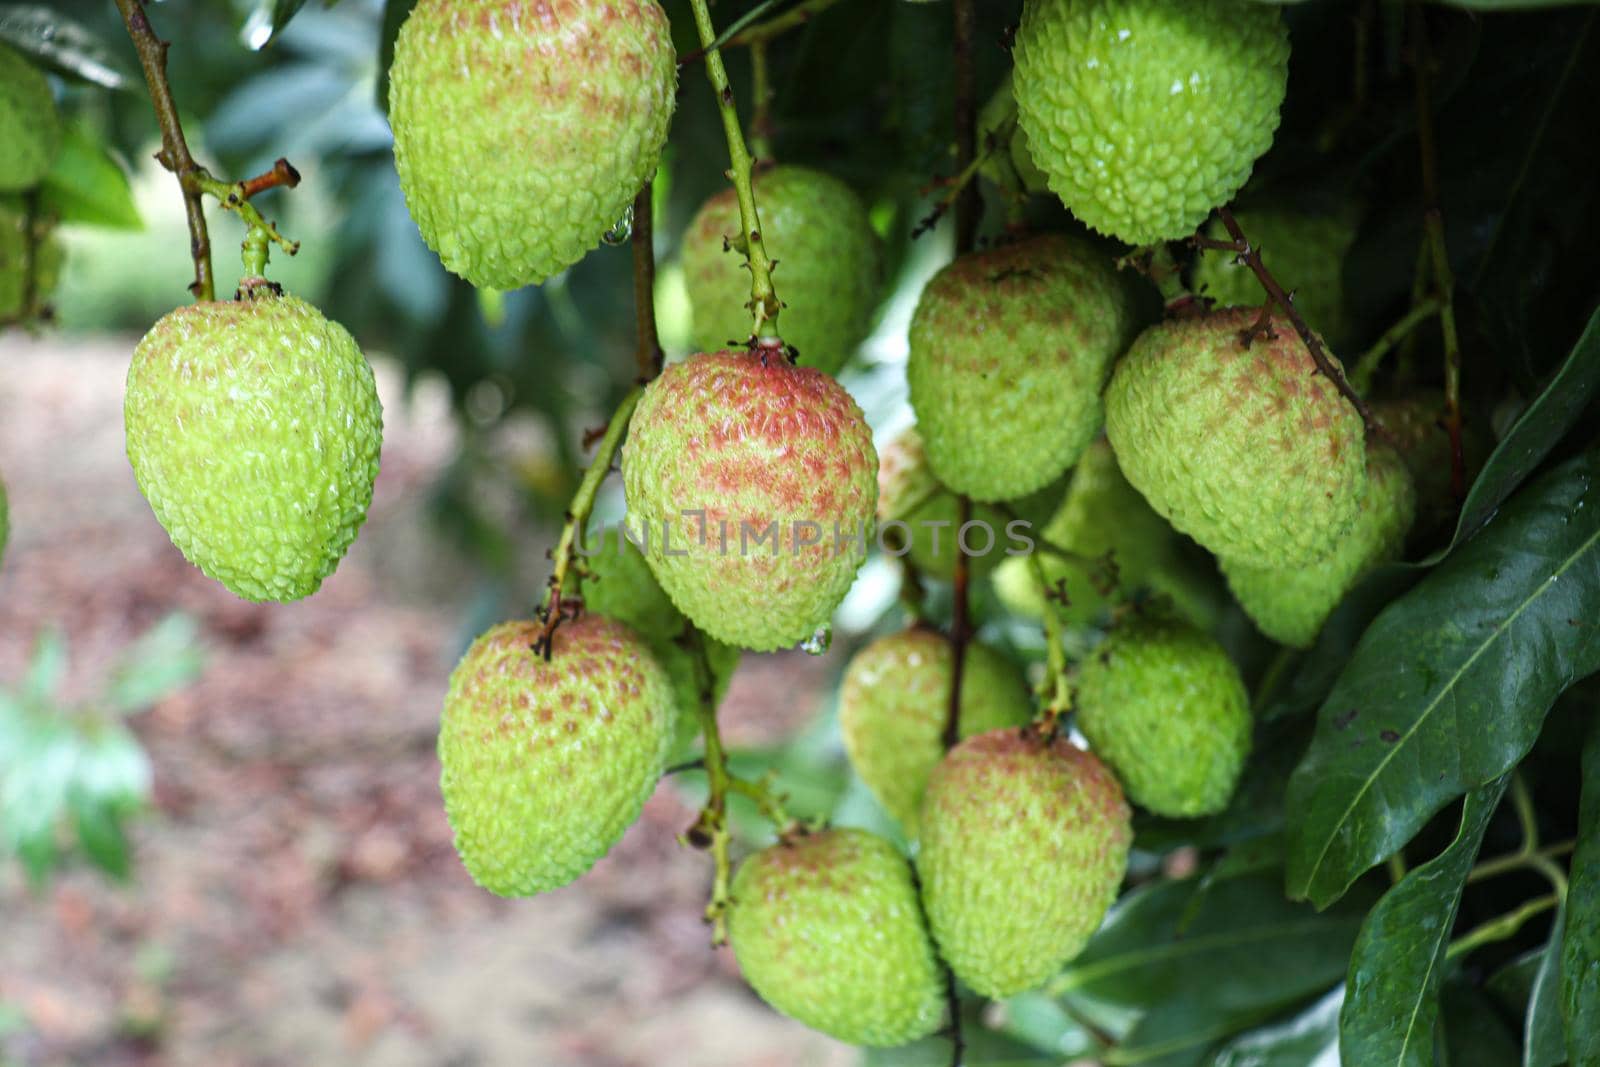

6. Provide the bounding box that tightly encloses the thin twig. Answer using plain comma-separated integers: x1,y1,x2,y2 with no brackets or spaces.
680,0,845,63
1028,550,1073,731
687,0,783,345
1467,839,1576,885
237,158,301,201
1410,4,1466,498
1446,893,1558,960
748,40,775,162
114,0,213,301
631,182,664,380
1349,295,1442,393
944,967,966,1067
942,496,972,751
1199,208,1378,434
912,120,1007,241
951,0,980,256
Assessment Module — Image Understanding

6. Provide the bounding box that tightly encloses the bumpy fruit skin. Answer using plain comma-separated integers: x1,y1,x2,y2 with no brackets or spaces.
1105,308,1367,568
908,235,1135,501
0,44,60,192
682,167,881,375
1372,391,1489,540
839,629,1033,836
920,729,1131,997
622,350,877,651
577,533,739,755
727,829,946,1046
1222,445,1415,648
0,199,62,321
977,72,1049,196
994,439,1218,628
1074,614,1252,817
876,425,1013,579
1193,209,1358,344
438,615,676,896
124,282,383,602
1013,0,1289,245
388,0,676,289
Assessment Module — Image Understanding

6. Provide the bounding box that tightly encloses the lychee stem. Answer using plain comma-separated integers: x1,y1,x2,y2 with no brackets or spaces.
686,0,783,345
941,495,973,753
630,182,664,379
1027,551,1073,731
1348,296,1443,394
951,0,980,256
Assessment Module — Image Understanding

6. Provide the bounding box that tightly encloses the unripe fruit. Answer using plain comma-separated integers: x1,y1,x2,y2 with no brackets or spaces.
622,350,877,651
1074,614,1252,817
919,729,1131,997
577,534,739,755
977,72,1049,196
1192,209,1358,345
876,425,1009,579
388,0,676,290
1105,308,1367,568
907,235,1135,501
1372,391,1489,540
437,615,676,896
0,198,62,321
727,828,946,1046
839,629,1033,836
124,281,383,602
682,166,881,375
1222,445,1415,648
0,44,60,192
993,439,1219,629
1013,0,1289,245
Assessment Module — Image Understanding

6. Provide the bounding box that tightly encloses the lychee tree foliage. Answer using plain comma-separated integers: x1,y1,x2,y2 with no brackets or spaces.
6,0,1600,1064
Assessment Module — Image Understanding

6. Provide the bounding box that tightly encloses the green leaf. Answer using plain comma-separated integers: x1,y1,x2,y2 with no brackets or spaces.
37,122,142,231
1286,451,1600,906
0,4,133,88
859,1020,1052,1066
71,797,131,880
1563,718,1600,1062
1442,981,1526,1067
995,992,1099,1060
1525,903,1566,1067
1338,777,1509,1067
1204,987,1342,1066
241,0,322,50
375,0,417,113
21,627,67,707
103,614,203,714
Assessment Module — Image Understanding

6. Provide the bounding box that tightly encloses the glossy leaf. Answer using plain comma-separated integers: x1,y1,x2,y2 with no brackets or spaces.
1442,982,1526,1067
1204,987,1342,1067
375,0,417,113
241,0,317,50
1339,777,1508,1067
1525,904,1566,1067
37,122,142,231
0,4,132,88
1563,718,1600,1063
1286,451,1600,906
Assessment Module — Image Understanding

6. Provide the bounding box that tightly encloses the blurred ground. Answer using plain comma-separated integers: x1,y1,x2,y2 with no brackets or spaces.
0,334,854,1067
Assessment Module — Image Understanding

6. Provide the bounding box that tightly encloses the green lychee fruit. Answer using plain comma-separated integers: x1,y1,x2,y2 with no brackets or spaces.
576,532,739,756
1221,444,1415,648
919,728,1131,997
977,72,1049,196
907,234,1135,501
875,425,1013,579
438,614,676,896
839,628,1033,836
124,280,383,603
1012,0,1289,245
1074,613,1252,817
1372,391,1489,541
727,828,946,1046
0,197,62,321
1192,208,1358,345
388,0,676,290
994,438,1219,629
0,44,60,192
1105,307,1367,568
622,349,877,652
682,166,881,375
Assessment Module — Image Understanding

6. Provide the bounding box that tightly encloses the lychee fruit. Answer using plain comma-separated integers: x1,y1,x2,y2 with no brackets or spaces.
437,615,676,896
577,532,739,756
727,828,946,1046
682,166,881,375
1104,307,1367,568
839,628,1033,836
875,425,1014,579
907,234,1136,501
1221,444,1415,648
1372,391,1489,540
621,349,877,652
0,197,61,322
993,438,1219,629
1013,0,1289,245
124,280,383,603
0,44,60,192
1074,613,1252,817
1192,207,1358,345
918,728,1131,997
388,0,676,290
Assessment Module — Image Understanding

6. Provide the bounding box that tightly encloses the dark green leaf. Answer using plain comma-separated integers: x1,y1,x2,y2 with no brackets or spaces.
1339,777,1509,1067
37,121,142,230
1204,987,1342,1067
242,0,320,50
995,992,1098,1060
860,1019,1052,1066
375,0,417,113
71,797,131,879
1286,452,1600,906
1442,981,1526,1067
1563,718,1600,1063
0,4,133,88
1525,903,1566,1067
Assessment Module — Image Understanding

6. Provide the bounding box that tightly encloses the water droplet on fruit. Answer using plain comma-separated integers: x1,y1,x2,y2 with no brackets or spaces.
801,626,832,656
602,206,634,246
